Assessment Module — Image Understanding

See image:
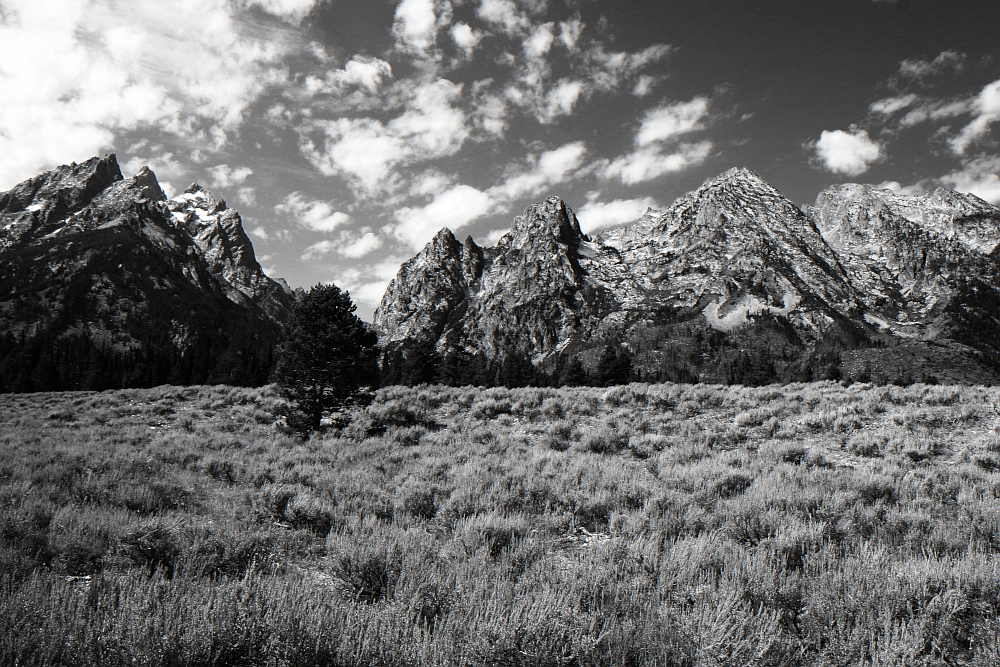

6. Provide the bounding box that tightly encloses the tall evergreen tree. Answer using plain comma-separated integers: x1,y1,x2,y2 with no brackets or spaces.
596,343,632,386
274,284,379,434
558,356,588,387
400,338,441,385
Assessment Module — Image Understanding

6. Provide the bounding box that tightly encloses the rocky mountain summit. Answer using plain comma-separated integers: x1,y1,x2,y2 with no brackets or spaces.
0,154,292,392
376,169,1000,385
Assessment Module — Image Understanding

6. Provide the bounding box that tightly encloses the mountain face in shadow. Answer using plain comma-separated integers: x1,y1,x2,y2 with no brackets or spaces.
0,155,293,392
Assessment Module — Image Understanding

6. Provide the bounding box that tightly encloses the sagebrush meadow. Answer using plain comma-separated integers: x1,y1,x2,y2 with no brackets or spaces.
5,381,1000,665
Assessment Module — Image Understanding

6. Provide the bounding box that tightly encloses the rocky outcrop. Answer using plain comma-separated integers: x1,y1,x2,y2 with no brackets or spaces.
376,170,1000,385
167,184,294,321
0,154,293,392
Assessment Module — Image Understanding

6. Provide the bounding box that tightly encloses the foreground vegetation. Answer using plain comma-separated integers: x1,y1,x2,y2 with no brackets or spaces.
4,381,1000,665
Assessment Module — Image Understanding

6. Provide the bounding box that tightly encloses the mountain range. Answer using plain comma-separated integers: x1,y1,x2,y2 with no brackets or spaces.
0,155,292,392
375,168,1000,386
5,155,1000,392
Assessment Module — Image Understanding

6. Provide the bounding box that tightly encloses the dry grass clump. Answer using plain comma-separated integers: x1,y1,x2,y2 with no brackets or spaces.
5,380,1000,664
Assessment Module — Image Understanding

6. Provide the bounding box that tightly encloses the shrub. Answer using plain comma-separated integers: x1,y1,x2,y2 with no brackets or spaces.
332,548,402,604
711,473,753,499
409,582,455,630
400,487,438,521
580,427,627,455
115,520,181,576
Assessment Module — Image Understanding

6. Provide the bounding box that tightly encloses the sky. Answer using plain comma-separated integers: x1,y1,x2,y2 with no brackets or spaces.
2,0,1000,320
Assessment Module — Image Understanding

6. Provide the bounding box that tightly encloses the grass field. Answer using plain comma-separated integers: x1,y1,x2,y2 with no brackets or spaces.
4,380,1000,665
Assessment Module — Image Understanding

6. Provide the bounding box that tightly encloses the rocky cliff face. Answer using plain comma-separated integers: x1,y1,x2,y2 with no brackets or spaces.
0,154,293,392
376,170,1000,385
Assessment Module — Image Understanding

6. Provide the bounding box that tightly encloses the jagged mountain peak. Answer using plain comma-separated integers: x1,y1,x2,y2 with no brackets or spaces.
498,195,586,250
430,227,461,252
171,183,229,216
0,154,122,219
132,166,167,202
706,166,771,188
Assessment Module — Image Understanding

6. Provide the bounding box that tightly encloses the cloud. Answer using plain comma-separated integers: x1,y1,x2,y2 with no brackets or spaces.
392,184,494,249
632,75,657,97
558,15,584,52
244,0,317,21
576,196,660,234
237,187,257,206
584,43,673,93
207,164,253,188
898,99,972,128
869,93,920,117
876,180,926,196
949,79,1000,155
593,94,714,185
600,141,714,185
276,192,350,232
392,0,440,54
898,50,966,81
301,230,384,260
490,141,588,200
476,0,531,36
939,155,1000,204
249,226,291,241
540,79,587,121
0,0,312,188
635,97,711,146
338,231,385,258
523,22,555,60
811,128,883,176
305,56,393,96
299,79,469,193
331,254,414,315
450,22,482,58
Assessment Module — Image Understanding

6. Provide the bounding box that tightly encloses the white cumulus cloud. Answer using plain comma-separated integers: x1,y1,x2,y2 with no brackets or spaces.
490,141,588,201
812,129,883,176
576,196,660,234
897,50,966,81
393,184,494,249
305,56,393,96
450,22,482,58
300,79,469,194
207,164,253,189
601,141,713,185
940,155,1000,204
276,192,350,232
635,97,711,146
950,79,1000,155
392,0,440,54
869,94,920,117
0,0,310,188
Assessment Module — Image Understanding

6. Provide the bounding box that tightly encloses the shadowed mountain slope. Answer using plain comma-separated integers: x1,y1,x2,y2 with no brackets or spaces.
0,155,293,392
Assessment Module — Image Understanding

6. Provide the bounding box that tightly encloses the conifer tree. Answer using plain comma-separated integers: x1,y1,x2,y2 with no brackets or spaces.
274,284,379,433
558,356,588,387
596,343,632,386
